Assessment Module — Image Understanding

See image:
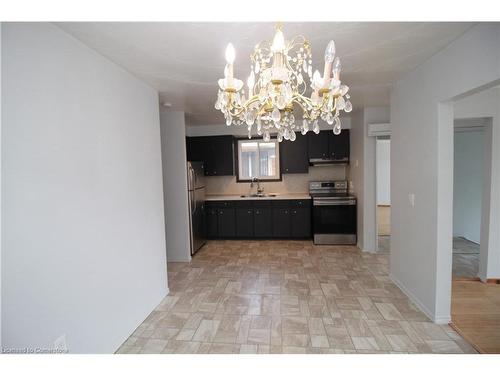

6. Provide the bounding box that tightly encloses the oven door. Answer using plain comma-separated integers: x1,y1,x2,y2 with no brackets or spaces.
313,199,357,244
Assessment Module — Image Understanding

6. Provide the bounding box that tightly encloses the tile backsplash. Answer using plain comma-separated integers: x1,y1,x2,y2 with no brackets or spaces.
204,165,347,195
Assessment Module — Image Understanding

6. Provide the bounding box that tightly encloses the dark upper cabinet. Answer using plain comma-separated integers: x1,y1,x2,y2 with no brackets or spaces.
280,132,309,174
308,131,329,159
186,137,207,162
236,208,254,238
186,135,234,176
206,136,234,176
253,207,272,238
308,130,350,161
328,129,350,161
272,207,291,238
217,207,236,237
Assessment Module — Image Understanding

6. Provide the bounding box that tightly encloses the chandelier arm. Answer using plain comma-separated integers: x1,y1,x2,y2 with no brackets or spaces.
287,35,307,51
291,97,311,118
224,101,246,118
224,94,265,118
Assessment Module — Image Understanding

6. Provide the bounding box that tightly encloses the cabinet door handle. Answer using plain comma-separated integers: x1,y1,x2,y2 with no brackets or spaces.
285,210,289,214
248,210,252,214
255,210,260,214
293,210,297,214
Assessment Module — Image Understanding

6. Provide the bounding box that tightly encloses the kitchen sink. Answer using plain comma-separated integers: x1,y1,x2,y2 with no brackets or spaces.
240,193,277,198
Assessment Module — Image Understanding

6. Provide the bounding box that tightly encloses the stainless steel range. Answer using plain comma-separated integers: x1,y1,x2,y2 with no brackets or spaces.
309,180,357,245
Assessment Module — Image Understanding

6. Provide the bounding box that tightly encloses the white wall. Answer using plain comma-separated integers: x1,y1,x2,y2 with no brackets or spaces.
349,107,390,251
453,129,483,244
376,139,391,205
390,23,500,323
0,21,3,349
160,111,191,262
1,23,168,353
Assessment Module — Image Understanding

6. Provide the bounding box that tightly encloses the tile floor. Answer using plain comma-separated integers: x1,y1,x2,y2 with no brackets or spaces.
452,237,479,279
117,240,477,354
377,236,479,279
378,235,390,253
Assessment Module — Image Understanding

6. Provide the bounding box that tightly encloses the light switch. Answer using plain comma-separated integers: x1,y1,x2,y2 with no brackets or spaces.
408,193,415,207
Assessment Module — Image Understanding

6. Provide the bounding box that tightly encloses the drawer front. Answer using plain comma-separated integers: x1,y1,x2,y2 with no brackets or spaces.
252,200,273,208
271,200,291,207
289,199,311,207
235,200,255,208
207,200,235,208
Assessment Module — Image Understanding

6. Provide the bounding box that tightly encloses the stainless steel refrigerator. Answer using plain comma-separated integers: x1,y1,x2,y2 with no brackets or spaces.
187,161,206,255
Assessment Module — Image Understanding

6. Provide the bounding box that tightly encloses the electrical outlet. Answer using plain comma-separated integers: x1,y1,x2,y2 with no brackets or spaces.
355,159,359,167
54,334,68,353
408,193,415,207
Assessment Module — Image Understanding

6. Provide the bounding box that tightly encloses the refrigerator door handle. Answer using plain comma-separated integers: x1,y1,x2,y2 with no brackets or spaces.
187,164,192,191
191,190,196,215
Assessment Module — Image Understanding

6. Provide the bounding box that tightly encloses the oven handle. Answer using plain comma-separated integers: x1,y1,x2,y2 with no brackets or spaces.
313,200,356,206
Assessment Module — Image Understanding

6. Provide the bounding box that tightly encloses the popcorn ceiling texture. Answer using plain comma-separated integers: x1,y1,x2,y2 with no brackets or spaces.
204,165,347,195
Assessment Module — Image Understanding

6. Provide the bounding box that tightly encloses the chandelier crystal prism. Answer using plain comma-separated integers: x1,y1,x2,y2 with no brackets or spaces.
215,24,352,142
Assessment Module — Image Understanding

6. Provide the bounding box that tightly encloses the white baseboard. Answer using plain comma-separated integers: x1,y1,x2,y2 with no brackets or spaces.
433,315,452,325
389,273,450,324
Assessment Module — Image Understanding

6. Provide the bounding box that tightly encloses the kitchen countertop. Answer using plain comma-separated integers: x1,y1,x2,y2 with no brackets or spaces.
205,193,311,201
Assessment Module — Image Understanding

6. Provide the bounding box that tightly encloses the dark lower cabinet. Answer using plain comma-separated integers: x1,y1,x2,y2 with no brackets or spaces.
236,208,254,238
272,207,291,238
206,206,218,238
207,199,310,239
291,207,311,238
217,207,236,237
254,207,272,238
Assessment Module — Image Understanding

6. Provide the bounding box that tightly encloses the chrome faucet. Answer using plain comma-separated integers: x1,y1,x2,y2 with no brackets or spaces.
250,177,264,195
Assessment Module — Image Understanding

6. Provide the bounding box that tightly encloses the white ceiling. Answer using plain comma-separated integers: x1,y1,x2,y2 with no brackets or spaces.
56,22,474,126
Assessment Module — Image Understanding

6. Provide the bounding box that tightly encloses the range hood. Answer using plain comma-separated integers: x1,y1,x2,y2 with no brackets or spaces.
309,157,349,166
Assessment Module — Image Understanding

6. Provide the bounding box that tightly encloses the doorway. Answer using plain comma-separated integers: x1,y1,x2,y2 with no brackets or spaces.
376,137,391,253
448,85,500,353
452,122,484,279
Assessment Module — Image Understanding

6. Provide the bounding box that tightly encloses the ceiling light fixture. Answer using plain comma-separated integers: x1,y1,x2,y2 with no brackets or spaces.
215,24,352,142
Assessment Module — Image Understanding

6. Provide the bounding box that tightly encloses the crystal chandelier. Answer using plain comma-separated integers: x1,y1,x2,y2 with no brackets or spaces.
215,25,352,142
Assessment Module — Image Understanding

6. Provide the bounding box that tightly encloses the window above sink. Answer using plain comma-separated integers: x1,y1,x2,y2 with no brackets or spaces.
236,139,281,182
